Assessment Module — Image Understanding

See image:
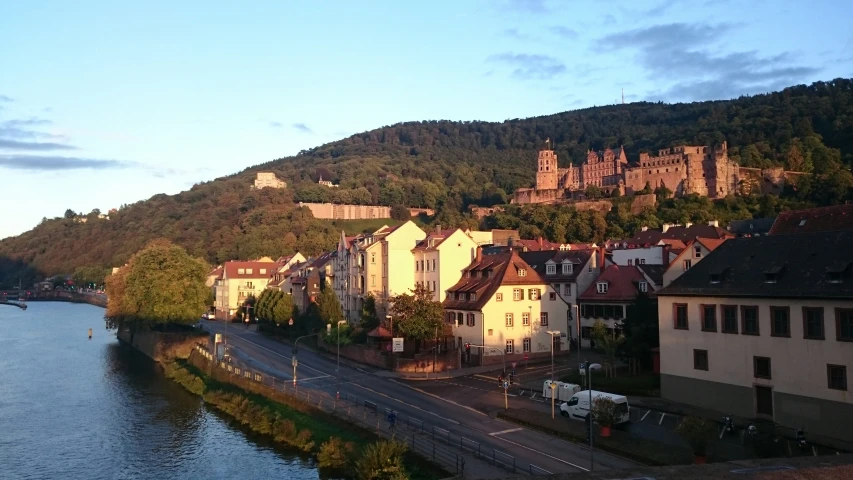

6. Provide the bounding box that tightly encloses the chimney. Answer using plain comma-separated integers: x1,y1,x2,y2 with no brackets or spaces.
598,247,606,272
538,236,544,247
475,246,483,263
641,226,648,232
708,220,719,227
435,224,442,234
507,236,514,247
662,224,671,233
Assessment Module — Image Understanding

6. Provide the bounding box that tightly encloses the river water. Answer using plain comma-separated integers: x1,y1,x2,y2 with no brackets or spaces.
0,302,320,480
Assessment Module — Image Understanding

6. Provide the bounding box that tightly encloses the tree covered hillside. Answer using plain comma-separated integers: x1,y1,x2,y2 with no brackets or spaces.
1,78,852,287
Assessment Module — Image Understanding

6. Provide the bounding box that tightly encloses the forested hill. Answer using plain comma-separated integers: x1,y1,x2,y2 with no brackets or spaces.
2,78,852,287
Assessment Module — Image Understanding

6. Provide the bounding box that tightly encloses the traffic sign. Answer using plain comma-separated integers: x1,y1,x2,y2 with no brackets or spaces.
503,381,508,389
524,354,529,360
511,362,517,369
288,318,294,326
392,337,404,353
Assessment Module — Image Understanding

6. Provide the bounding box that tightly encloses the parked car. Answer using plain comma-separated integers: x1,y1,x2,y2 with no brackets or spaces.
559,390,630,425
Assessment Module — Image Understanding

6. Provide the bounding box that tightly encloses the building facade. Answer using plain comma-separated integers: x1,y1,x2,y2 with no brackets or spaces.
658,231,853,442
214,259,278,319
252,172,286,189
578,264,658,343
413,227,480,302
298,202,435,220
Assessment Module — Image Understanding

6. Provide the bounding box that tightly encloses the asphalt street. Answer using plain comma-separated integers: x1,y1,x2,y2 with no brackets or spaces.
201,321,639,477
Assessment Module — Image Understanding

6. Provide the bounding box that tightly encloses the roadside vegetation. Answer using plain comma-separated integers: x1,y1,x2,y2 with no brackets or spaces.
164,360,446,480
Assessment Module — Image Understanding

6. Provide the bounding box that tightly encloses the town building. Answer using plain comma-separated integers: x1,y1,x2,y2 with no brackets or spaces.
213,258,278,320
518,248,598,324
267,253,307,289
657,231,853,443
278,252,335,314
413,227,480,302
318,176,338,188
443,248,570,366
577,264,659,343
768,204,853,235
252,172,287,189
626,221,733,246
662,237,728,288
728,218,775,237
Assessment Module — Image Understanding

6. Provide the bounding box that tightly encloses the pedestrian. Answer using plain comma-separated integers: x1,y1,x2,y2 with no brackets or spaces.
387,411,397,430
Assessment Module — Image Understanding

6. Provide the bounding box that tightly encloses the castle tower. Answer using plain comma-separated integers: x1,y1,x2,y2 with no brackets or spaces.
535,138,559,190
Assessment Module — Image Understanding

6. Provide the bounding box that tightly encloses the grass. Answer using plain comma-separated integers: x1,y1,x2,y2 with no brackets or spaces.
166,358,447,480
560,370,661,397
327,215,430,235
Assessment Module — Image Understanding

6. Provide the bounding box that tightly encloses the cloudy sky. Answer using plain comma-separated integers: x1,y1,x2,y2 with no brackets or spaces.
1,0,851,239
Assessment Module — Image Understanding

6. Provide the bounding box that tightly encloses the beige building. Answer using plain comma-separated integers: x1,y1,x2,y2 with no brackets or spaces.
661,237,727,287
252,172,286,189
413,227,481,302
578,264,658,343
214,259,278,319
658,231,853,443
334,222,427,322
443,248,570,365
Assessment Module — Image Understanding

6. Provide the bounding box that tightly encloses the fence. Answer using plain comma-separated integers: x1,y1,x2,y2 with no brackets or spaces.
190,345,468,476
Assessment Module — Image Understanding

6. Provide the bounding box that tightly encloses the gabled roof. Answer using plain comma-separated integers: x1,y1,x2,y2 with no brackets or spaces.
579,265,650,302
769,204,853,236
728,217,776,236
223,260,277,279
628,224,733,245
519,250,593,282
659,231,853,299
208,266,223,279
443,251,547,311
517,237,561,251
637,264,665,287
412,228,463,251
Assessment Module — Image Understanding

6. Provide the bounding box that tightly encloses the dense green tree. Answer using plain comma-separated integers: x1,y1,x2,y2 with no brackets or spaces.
272,291,294,324
64,209,76,219
389,283,443,342
355,441,409,480
390,204,410,221
617,292,659,372
71,265,109,288
105,240,209,333
316,283,343,324
360,293,380,330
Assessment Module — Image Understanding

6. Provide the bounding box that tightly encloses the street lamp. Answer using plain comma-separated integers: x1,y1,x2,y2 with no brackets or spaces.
526,305,532,369
386,314,393,337
546,330,560,382
333,320,347,399
582,361,603,471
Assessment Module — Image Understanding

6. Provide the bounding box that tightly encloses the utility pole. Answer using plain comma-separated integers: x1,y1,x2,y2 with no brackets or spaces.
292,333,314,387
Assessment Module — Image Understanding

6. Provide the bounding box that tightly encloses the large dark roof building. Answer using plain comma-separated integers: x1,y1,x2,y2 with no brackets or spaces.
628,222,733,246
769,204,853,236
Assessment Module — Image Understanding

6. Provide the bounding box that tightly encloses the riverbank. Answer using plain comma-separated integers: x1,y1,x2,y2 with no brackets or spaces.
167,349,449,480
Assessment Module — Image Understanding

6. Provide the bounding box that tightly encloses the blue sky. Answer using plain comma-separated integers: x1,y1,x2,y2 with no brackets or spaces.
1,0,851,239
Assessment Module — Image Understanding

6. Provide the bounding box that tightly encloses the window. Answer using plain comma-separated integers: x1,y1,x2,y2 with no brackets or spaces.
505,313,514,327
546,264,556,275
701,304,716,332
488,329,493,336
803,307,824,339
683,260,692,271
549,292,557,300
770,307,790,337
674,304,688,330
522,312,530,326
693,349,708,371
837,308,853,342
466,313,476,327
628,259,633,265
470,293,476,301
721,305,738,333
523,338,531,353
754,356,772,379
506,340,514,354
238,268,245,274
420,260,424,271
639,281,648,293
246,269,253,275
371,275,376,287
518,268,527,277
562,263,573,274
513,289,523,301
828,364,847,391
432,259,436,271
540,312,549,326
415,260,419,271
741,306,759,335
496,293,503,302
564,284,571,296
640,259,646,265
246,281,254,288
529,289,540,300
596,282,608,294
449,292,455,301
371,253,376,264
260,268,267,275
694,246,702,258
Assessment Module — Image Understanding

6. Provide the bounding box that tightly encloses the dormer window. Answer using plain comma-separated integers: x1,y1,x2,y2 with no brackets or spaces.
638,281,648,293
596,282,608,294
470,293,476,301
246,269,253,275
763,264,786,284
518,268,527,277
828,272,843,284
260,268,267,275
710,274,721,284
798,219,807,227
562,263,573,274
826,262,850,284
764,273,778,284
237,268,245,274
546,264,556,275
487,269,493,278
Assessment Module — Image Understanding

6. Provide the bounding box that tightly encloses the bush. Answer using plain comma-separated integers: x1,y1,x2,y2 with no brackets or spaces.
590,397,620,427
676,416,716,456
356,440,409,480
318,437,356,470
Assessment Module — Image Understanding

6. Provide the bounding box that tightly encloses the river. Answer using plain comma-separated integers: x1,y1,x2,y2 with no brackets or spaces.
0,302,320,480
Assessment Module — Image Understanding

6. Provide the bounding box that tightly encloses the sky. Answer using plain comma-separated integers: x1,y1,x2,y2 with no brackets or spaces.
1,0,852,239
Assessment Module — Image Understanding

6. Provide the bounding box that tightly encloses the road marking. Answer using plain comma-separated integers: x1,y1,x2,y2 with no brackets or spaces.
473,374,500,381
388,379,488,418
641,409,651,422
659,412,666,425
490,435,589,472
489,428,522,436
349,382,462,425
219,329,327,376
435,380,518,397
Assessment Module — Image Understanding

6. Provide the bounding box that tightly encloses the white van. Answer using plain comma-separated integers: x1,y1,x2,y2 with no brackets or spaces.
559,390,630,425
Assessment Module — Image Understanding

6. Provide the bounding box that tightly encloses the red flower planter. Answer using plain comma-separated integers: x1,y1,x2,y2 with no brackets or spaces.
600,426,612,437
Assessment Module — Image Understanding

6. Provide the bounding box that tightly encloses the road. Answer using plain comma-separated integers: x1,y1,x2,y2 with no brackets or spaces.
202,321,638,477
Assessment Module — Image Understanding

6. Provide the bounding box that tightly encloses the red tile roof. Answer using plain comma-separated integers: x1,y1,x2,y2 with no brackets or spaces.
628,225,733,245
223,261,277,279
208,266,223,279
769,204,853,235
443,251,546,311
579,265,649,302
517,237,561,251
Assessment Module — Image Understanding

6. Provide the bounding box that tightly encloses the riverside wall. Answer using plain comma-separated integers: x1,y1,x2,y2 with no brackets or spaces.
21,291,107,308
117,329,206,363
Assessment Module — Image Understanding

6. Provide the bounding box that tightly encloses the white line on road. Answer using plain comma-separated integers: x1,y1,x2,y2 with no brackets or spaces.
220,330,327,376
659,412,666,425
388,379,488,418
489,428,522,436
641,409,651,422
490,435,590,472
349,382,462,425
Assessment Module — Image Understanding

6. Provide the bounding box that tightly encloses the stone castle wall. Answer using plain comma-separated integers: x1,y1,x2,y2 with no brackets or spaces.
297,202,434,220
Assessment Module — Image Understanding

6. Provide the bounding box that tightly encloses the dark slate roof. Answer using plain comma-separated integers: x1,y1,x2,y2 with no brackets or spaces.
637,264,665,286
518,250,593,282
659,231,853,299
628,224,733,245
728,217,776,236
769,204,853,236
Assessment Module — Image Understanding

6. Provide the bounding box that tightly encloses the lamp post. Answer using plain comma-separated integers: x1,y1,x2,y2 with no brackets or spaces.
292,333,314,387
583,361,603,471
546,330,560,382
527,305,532,369
334,320,347,399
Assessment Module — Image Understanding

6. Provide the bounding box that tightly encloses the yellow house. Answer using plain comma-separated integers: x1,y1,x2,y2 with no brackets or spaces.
214,259,278,320
444,248,570,366
413,227,479,302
